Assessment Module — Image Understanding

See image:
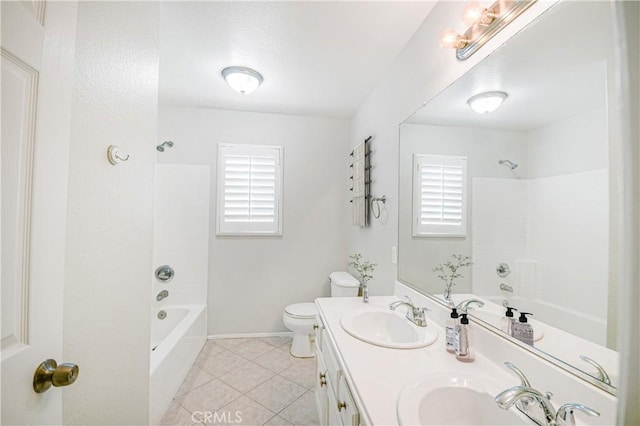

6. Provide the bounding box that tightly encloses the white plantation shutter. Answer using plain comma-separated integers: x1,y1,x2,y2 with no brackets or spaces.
413,154,467,237
217,144,283,235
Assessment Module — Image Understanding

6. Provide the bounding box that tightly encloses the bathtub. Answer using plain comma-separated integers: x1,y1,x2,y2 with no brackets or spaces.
149,304,206,425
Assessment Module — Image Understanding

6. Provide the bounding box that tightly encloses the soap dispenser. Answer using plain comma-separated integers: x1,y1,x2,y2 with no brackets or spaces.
501,306,517,336
445,307,460,353
512,312,534,346
455,313,474,362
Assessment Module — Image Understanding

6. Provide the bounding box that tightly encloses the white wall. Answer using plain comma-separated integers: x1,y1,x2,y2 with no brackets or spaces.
398,124,527,292
63,2,159,424
349,1,557,295
528,106,608,177
158,106,350,334
153,165,210,308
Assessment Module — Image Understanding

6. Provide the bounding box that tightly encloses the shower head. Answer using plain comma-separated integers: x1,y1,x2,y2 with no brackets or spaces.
156,141,174,152
498,159,518,170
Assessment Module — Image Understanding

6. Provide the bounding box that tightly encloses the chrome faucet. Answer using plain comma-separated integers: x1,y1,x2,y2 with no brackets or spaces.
556,403,600,425
495,362,600,426
389,296,429,327
456,298,485,313
496,385,558,426
156,290,169,301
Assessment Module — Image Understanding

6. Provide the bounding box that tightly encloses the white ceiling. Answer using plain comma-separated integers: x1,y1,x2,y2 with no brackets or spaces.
159,1,436,118
406,1,612,131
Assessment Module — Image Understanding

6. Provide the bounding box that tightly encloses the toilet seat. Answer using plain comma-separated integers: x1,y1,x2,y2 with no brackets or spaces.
284,302,317,319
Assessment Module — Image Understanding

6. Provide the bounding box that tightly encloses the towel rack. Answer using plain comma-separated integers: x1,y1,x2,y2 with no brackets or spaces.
350,137,371,226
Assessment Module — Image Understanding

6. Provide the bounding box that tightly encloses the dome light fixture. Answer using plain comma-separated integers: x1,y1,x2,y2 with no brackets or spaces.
221,66,263,95
467,91,508,114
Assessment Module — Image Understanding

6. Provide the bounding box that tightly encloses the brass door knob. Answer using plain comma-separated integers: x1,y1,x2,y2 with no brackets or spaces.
33,359,79,393
313,324,319,330
337,400,347,411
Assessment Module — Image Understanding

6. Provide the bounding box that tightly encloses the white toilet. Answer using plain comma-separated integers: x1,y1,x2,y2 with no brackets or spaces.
282,271,360,357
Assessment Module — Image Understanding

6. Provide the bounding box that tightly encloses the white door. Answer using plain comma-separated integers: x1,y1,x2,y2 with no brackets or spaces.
1,1,78,424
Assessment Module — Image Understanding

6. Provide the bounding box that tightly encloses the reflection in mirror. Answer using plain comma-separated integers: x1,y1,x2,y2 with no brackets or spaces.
398,1,618,393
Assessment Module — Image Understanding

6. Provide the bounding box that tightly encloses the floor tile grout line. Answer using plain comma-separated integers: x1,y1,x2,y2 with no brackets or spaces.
165,336,317,426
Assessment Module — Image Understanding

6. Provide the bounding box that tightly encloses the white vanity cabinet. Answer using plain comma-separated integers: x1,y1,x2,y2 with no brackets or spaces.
314,316,360,426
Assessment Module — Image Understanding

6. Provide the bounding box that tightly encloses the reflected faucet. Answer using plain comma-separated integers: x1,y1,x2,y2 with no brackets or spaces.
579,355,612,385
456,299,485,313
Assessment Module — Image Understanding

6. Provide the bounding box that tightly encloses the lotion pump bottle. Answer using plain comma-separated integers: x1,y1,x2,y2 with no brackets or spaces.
501,306,517,336
512,312,534,346
455,313,474,362
445,307,459,353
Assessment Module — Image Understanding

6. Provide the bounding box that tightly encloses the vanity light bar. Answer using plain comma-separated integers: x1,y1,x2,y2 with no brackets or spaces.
440,0,537,60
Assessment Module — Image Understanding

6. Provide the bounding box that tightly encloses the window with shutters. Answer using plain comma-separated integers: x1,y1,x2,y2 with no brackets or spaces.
412,154,467,237
216,144,283,236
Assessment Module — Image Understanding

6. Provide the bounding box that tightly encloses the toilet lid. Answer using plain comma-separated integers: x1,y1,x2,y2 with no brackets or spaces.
285,303,317,319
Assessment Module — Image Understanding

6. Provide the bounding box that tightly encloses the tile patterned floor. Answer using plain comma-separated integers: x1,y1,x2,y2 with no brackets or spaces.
159,336,319,426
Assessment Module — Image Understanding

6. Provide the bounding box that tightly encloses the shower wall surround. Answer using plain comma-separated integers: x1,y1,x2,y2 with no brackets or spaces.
152,164,210,306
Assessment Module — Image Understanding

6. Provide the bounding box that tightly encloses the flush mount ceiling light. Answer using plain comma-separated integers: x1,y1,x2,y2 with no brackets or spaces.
467,91,508,113
439,0,537,60
221,66,263,95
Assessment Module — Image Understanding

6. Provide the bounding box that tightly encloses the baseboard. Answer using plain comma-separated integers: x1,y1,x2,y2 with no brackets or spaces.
207,331,294,340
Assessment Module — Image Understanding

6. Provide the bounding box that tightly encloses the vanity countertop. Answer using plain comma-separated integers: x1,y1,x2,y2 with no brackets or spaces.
315,295,521,425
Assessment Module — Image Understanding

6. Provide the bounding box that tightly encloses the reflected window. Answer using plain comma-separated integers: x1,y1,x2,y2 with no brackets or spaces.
412,154,467,237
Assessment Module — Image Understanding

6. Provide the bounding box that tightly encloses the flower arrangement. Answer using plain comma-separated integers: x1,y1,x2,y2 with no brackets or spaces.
348,253,376,302
433,254,472,304
348,253,376,285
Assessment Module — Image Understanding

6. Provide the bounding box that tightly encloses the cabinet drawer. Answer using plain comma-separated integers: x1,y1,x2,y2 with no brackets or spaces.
337,373,359,426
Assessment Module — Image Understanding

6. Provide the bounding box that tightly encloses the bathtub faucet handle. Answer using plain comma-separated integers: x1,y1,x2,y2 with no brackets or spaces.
156,290,169,301
155,265,175,282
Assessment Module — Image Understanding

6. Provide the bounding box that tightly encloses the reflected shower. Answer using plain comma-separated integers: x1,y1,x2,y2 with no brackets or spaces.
156,141,174,152
498,159,518,170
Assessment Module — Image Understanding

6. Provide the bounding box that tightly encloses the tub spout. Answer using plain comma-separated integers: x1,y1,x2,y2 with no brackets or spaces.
156,290,169,301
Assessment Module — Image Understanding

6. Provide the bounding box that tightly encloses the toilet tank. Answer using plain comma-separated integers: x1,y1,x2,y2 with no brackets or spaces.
329,271,360,297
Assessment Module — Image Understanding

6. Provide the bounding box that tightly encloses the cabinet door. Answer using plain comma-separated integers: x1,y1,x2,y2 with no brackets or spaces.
337,373,360,426
326,382,343,426
314,315,324,351
321,330,341,396
315,350,329,426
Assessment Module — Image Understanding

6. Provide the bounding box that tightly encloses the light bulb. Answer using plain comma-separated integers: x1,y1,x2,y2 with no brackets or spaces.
439,28,468,49
462,2,485,26
467,91,508,113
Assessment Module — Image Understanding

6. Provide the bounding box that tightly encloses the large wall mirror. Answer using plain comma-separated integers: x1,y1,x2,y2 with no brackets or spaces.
398,1,619,394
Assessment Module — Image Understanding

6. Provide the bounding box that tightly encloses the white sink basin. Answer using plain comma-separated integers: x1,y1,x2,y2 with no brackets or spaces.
397,373,528,425
340,309,438,349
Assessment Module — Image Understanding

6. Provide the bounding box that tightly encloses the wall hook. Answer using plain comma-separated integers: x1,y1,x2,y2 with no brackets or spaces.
107,145,130,165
